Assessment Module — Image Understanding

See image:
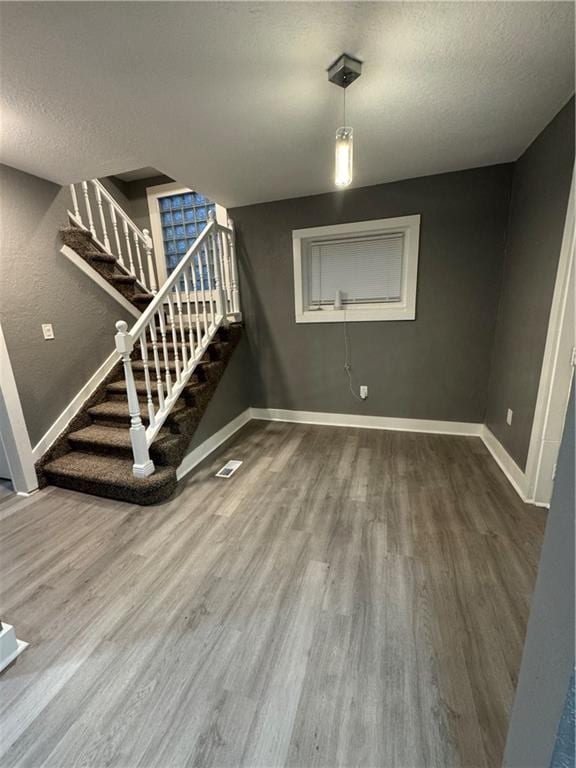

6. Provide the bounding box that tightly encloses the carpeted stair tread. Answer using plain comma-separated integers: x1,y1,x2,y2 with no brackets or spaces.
68,424,172,450
85,250,116,263
106,377,201,397
43,452,176,505
110,274,137,285
87,399,187,422
67,424,184,465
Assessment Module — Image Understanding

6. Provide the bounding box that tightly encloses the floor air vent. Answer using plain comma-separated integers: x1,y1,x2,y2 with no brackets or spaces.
215,460,243,478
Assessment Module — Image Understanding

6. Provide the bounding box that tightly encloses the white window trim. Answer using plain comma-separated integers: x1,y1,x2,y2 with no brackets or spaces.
146,181,227,286
292,215,420,323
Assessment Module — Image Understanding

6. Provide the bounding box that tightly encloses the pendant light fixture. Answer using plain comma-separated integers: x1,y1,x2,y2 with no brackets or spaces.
328,53,363,188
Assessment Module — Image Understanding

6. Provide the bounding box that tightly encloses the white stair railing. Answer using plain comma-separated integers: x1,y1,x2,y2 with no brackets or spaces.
114,210,241,477
69,178,158,295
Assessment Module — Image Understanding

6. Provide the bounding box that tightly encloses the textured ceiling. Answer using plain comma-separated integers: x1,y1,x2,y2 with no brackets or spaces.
0,2,573,207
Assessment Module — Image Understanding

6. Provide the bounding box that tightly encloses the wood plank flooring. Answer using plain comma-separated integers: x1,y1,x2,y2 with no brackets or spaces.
0,421,547,768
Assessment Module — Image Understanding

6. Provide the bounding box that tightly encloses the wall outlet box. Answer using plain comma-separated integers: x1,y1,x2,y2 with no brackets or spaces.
506,408,513,426
360,385,368,400
42,324,55,340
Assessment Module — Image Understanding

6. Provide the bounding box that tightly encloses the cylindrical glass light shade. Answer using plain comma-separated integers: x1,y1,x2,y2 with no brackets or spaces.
335,126,353,188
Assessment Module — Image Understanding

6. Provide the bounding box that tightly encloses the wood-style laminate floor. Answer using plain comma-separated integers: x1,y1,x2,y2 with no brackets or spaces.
0,421,546,768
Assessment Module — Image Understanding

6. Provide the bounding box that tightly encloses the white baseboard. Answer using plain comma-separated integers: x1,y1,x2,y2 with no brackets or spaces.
172,407,539,509
32,350,120,461
61,245,141,320
176,408,252,481
480,425,531,503
250,407,483,437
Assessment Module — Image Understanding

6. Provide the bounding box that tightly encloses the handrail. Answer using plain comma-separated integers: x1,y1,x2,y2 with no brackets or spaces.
69,178,158,294
113,210,241,477
129,220,214,340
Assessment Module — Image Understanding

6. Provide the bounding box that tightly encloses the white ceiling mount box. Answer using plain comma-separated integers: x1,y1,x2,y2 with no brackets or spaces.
215,460,243,478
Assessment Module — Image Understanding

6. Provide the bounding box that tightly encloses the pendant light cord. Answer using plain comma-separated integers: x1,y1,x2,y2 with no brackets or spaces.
343,87,346,127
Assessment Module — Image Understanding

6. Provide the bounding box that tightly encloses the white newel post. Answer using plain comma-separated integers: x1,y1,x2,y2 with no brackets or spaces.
114,321,155,478
209,212,227,323
227,217,240,315
143,230,158,293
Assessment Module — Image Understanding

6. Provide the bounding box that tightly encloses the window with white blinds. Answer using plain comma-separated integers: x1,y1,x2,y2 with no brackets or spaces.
308,232,404,307
293,215,420,323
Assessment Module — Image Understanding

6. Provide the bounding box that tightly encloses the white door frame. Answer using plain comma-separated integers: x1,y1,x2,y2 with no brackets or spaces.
525,166,575,506
0,323,38,495
146,181,227,287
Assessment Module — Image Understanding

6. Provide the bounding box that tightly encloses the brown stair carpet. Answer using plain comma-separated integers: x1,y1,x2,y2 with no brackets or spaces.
60,226,154,310
37,299,243,504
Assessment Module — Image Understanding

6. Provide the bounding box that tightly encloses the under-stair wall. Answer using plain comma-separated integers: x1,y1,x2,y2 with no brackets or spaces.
0,163,134,450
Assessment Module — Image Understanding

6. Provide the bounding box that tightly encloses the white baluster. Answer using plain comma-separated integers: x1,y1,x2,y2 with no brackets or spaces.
204,218,216,328
187,263,203,353
143,229,158,294
123,219,135,277
173,285,189,370
148,319,165,413
166,294,181,382
182,270,196,359
210,222,227,324
139,334,156,428
196,250,209,341
70,184,81,223
81,181,96,237
114,321,154,478
95,183,111,251
157,310,173,397
109,204,125,268
133,230,146,287
227,217,240,315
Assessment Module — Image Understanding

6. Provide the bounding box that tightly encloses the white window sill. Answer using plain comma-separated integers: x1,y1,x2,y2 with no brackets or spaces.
295,305,416,323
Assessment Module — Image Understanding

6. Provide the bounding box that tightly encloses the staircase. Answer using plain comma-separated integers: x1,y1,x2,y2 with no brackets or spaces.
37,179,242,506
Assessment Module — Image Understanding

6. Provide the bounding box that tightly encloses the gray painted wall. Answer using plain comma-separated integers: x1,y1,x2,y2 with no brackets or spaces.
503,386,575,768
186,334,253,453
0,164,133,447
230,164,513,423
123,175,173,234
485,97,575,469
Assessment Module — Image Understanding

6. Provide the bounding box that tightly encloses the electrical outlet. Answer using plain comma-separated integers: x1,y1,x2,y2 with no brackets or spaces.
42,324,55,340
360,385,368,400
506,408,513,426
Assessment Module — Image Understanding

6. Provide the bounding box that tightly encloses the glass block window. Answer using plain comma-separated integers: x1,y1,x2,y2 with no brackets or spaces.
158,192,216,288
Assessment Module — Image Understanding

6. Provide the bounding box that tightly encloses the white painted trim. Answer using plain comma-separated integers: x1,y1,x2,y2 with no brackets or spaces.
61,245,140,320
293,215,420,323
524,166,575,506
32,350,120,461
0,324,38,494
250,407,481,436
176,408,252,481
0,623,28,674
480,425,530,502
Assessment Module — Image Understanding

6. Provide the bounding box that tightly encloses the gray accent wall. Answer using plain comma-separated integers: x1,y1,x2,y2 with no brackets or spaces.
503,386,575,768
186,334,253,453
485,97,575,469
230,164,513,423
0,164,134,447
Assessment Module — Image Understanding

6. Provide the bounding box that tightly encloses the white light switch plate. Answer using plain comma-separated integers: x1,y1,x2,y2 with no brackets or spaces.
360,385,368,400
506,408,513,426
42,324,55,340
